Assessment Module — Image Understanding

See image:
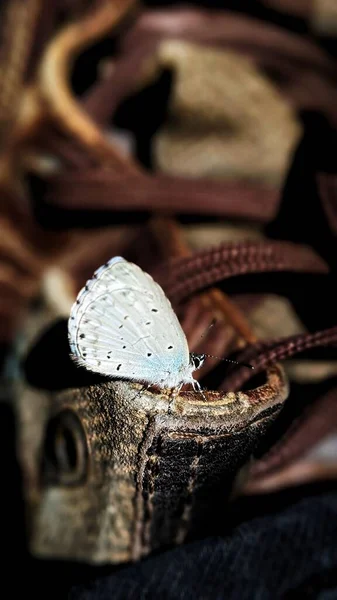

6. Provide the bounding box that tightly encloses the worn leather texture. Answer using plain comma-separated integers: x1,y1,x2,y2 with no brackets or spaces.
23,365,287,564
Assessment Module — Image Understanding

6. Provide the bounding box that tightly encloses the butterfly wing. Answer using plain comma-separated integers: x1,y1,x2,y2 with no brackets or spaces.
68,257,190,387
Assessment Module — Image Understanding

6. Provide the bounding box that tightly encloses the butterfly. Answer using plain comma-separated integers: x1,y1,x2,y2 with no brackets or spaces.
68,256,205,392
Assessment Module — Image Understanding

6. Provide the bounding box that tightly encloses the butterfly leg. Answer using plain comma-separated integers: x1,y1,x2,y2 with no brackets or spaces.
192,378,207,401
167,383,184,414
130,382,152,402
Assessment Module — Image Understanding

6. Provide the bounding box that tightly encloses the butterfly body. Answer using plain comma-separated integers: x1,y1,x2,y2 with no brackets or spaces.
68,257,203,391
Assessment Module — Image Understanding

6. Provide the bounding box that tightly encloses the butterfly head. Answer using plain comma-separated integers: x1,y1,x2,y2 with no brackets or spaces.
190,353,206,372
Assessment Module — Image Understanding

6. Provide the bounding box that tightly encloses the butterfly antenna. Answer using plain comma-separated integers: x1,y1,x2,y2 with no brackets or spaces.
203,353,254,370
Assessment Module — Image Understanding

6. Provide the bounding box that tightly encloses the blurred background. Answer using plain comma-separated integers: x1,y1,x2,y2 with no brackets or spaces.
1,0,337,597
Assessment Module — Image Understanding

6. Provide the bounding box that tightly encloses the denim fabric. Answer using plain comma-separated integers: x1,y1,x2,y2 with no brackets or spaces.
70,491,337,600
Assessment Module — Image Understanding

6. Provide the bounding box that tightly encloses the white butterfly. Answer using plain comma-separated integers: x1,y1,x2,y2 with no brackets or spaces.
68,257,205,392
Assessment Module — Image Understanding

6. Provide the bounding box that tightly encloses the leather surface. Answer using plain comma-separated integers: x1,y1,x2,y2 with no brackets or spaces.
24,365,287,563
140,416,277,555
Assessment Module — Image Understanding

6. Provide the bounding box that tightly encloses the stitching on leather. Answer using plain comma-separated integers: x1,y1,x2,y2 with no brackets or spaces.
131,416,157,561
142,437,204,552
175,439,203,544
141,436,161,555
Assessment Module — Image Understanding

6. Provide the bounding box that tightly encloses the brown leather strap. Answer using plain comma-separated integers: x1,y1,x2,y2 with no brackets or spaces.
44,171,280,222
156,240,328,305
221,326,337,392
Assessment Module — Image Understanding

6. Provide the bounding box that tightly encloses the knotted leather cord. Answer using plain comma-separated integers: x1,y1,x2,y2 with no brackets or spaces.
220,326,337,392
153,243,337,481
34,3,337,400
33,0,275,361
44,171,280,223
157,240,328,305
37,0,140,173
37,6,337,223
148,216,257,382
1,3,334,359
